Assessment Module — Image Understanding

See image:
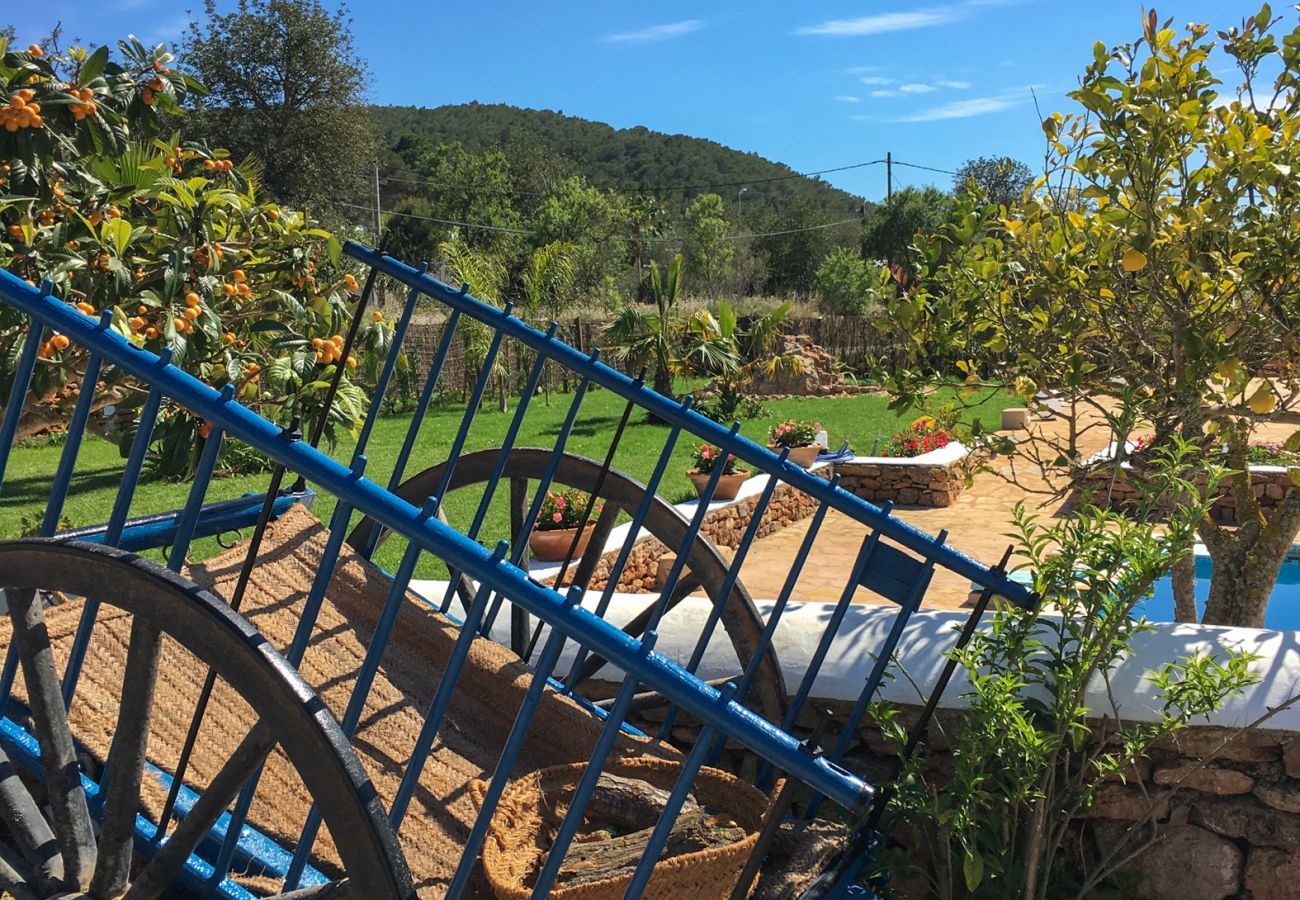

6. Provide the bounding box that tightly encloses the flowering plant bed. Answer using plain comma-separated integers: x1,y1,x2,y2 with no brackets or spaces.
881,416,953,458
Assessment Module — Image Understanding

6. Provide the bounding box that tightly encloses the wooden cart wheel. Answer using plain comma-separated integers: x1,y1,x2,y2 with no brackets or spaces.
0,539,414,900
346,447,787,725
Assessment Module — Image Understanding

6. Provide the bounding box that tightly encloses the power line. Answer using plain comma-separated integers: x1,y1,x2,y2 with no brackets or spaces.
343,202,862,243
892,160,958,176
339,203,535,235
377,157,890,198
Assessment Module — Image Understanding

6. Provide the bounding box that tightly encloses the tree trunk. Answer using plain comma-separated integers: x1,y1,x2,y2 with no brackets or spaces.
1202,532,1289,627
1201,483,1300,627
1171,553,1198,623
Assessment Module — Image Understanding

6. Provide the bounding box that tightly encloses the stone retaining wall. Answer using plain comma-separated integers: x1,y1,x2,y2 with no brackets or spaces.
628,698,1300,900
1077,465,1292,525
583,470,830,593
835,456,967,508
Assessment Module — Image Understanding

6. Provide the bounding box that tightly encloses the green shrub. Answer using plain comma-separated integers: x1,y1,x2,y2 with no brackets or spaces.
813,247,884,316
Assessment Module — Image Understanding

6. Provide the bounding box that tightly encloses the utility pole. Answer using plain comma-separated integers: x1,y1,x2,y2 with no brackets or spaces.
886,151,893,202
372,163,383,240
372,164,385,309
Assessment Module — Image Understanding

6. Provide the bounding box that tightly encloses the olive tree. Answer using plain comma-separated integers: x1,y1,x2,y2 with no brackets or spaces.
878,7,1300,627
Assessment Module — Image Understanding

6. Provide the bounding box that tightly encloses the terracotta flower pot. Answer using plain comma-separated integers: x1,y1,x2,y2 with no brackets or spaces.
688,468,751,502
783,443,824,468
528,522,596,563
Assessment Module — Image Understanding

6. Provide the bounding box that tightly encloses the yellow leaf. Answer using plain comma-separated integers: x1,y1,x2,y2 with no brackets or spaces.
1099,288,1115,299
1067,211,1086,229
1289,467,1300,489
1122,248,1148,272
1247,383,1278,415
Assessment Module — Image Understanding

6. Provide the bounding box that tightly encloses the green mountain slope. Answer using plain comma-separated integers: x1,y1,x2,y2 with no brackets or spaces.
372,102,865,216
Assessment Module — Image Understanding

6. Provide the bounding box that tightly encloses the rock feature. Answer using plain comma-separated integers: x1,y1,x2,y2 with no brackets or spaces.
733,334,851,397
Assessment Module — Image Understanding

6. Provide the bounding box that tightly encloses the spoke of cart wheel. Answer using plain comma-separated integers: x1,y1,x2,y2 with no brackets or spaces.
5,586,96,890
122,723,278,900
0,745,62,893
90,617,163,898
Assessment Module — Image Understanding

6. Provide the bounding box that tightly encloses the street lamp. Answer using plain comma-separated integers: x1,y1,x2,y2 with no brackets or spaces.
737,186,748,229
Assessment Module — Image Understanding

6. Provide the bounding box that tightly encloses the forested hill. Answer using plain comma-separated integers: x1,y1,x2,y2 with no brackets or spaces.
372,103,865,215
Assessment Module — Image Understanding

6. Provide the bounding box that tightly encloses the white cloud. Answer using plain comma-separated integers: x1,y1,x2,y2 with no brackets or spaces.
891,90,1033,122
860,76,895,85
144,13,189,44
871,90,898,98
835,95,862,103
936,79,972,89
846,65,887,75
900,83,938,94
604,19,704,44
797,8,961,37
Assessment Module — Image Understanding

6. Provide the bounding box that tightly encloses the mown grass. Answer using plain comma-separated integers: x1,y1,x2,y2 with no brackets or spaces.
0,384,1014,579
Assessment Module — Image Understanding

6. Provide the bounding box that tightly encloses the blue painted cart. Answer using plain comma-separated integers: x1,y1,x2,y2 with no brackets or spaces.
0,243,1033,900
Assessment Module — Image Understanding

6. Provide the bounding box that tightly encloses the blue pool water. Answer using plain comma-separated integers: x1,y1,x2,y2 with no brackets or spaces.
1138,554,1300,630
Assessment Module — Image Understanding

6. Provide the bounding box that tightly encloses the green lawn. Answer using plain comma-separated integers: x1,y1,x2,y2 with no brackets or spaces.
0,385,1014,579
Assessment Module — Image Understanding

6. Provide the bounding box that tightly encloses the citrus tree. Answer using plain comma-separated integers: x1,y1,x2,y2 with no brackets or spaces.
877,8,1300,626
0,37,389,477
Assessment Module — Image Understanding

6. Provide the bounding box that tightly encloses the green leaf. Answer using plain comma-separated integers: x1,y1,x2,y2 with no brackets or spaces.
101,218,132,258
80,46,110,84
963,853,984,891
1284,431,1300,454
1288,468,1300,488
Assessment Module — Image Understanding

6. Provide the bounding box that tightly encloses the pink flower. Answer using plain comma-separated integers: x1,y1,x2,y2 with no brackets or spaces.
551,512,563,523
556,497,566,509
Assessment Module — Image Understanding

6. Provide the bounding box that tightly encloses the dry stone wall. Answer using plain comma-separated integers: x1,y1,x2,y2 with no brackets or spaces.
1077,465,1292,525
835,458,966,507
628,698,1300,900
578,470,830,593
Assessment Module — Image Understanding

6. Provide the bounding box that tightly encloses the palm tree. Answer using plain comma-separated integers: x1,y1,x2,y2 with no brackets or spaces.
520,240,578,321
605,253,684,398
439,238,510,409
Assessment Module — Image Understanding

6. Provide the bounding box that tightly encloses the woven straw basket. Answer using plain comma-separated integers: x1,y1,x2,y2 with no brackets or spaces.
476,756,770,900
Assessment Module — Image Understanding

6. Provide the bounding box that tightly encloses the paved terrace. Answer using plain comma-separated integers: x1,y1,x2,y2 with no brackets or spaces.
738,403,1300,609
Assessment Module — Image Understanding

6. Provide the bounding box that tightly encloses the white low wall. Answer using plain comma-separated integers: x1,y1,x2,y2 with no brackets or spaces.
407,580,1300,731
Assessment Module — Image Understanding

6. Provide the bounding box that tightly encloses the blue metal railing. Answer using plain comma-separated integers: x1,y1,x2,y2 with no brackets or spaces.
0,266,872,810
0,240,1034,897
345,241,1034,609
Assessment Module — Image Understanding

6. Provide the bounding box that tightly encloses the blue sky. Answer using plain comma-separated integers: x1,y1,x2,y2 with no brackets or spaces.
8,1,1250,200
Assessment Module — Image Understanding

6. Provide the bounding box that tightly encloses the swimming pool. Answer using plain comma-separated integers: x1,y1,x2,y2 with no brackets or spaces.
1139,552,1300,630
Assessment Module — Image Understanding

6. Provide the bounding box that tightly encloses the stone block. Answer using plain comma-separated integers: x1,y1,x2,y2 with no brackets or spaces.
1001,407,1031,430
1245,846,1300,900
1254,776,1300,814
1117,824,1243,900
1189,794,1300,848
1153,763,1254,795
